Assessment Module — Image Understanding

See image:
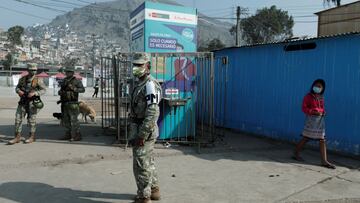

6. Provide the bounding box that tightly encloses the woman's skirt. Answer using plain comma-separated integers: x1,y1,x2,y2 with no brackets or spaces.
302,115,325,140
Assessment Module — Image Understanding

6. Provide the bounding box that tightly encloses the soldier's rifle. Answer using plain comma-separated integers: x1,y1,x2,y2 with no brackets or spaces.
19,88,38,119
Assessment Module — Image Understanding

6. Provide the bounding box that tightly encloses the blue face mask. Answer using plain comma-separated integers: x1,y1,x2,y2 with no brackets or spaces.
313,86,322,94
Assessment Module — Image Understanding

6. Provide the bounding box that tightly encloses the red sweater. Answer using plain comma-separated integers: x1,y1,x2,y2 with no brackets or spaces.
302,93,325,116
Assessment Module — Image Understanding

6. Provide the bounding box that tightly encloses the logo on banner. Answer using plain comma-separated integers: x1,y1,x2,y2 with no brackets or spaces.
149,12,170,19
182,28,194,41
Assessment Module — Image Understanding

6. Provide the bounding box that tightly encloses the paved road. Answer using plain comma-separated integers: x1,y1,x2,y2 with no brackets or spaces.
0,87,360,203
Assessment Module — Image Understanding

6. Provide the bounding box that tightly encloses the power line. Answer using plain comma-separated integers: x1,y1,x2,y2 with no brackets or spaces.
49,0,85,7
202,9,235,16
25,0,77,9
14,0,128,14
12,0,67,13
77,0,93,4
0,5,50,20
199,7,234,12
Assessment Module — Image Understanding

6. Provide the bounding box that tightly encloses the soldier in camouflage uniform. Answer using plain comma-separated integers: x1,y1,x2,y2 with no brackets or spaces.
58,66,85,141
129,53,162,203
8,63,46,145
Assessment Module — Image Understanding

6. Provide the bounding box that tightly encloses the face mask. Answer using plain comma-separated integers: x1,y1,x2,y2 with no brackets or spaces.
313,86,322,94
133,65,146,78
28,71,37,76
66,72,74,77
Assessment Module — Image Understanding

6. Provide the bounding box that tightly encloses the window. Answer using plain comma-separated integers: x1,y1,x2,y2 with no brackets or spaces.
284,42,316,52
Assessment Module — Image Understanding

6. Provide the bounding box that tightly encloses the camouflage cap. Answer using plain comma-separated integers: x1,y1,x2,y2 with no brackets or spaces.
132,52,151,65
27,63,38,71
64,66,75,72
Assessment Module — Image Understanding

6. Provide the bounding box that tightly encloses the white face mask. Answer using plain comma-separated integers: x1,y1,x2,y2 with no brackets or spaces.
313,86,322,94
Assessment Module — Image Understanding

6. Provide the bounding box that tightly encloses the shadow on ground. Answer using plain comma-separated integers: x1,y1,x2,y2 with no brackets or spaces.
2,119,359,171
0,120,116,147
0,182,133,203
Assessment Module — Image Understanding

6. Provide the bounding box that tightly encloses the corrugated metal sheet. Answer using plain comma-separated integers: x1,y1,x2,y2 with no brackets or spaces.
216,31,360,51
214,33,360,155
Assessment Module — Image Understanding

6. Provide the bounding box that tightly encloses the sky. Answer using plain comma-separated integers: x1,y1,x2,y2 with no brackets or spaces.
0,0,358,37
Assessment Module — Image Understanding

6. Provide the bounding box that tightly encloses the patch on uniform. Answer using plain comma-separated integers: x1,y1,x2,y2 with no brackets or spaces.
145,81,161,106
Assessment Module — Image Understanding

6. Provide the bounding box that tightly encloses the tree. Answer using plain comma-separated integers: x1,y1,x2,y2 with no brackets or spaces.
5,26,24,74
230,6,294,45
3,53,14,71
7,26,24,50
198,38,225,52
325,0,341,6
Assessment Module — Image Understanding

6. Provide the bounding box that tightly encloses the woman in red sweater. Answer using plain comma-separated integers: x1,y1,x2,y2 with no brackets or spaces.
293,79,336,169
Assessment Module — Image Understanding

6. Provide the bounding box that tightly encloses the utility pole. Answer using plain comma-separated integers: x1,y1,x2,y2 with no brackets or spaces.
91,34,96,85
236,6,241,46
92,34,96,70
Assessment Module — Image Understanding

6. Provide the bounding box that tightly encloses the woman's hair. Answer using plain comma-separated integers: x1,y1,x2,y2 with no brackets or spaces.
310,79,326,95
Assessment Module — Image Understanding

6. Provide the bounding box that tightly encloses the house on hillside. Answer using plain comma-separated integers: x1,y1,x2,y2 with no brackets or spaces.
316,1,360,36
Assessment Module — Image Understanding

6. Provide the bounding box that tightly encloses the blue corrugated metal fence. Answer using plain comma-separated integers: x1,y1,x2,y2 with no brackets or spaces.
214,33,360,155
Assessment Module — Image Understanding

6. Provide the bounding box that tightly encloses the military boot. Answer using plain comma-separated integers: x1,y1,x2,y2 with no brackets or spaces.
24,133,35,144
134,197,151,203
151,187,161,200
71,132,82,141
59,132,71,140
8,133,21,145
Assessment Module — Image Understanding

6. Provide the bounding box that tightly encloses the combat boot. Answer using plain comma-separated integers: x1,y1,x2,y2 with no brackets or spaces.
24,133,35,144
135,197,151,203
59,132,71,140
8,133,21,145
71,132,82,141
151,187,161,200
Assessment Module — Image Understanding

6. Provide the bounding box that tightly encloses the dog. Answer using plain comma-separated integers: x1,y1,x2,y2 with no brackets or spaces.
79,100,96,123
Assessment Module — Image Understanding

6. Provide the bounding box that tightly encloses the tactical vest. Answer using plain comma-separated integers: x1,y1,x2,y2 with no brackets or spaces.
60,77,79,102
18,76,39,93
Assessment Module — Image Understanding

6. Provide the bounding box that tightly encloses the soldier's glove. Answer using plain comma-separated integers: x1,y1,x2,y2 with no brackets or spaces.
67,84,76,91
28,91,36,98
18,90,25,97
136,138,145,146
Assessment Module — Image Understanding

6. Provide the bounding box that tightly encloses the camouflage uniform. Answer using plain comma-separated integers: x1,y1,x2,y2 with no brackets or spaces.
58,68,85,141
129,53,162,201
8,63,46,145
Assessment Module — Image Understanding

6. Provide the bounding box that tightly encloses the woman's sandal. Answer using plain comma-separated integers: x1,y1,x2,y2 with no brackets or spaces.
321,163,336,169
291,155,305,162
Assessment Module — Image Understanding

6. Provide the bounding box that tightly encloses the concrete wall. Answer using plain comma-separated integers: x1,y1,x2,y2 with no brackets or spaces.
0,76,9,86
318,1,360,36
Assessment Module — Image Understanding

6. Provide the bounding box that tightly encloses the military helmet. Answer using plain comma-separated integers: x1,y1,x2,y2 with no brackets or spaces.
64,66,75,72
132,52,151,65
27,63,38,71
32,97,44,109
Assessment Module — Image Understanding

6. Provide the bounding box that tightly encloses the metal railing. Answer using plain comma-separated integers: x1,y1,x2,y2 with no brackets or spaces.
101,52,216,147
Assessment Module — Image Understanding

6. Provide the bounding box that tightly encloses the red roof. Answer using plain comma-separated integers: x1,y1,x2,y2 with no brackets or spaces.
19,71,28,77
36,72,49,78
74,73,82,80
53,72,65,79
